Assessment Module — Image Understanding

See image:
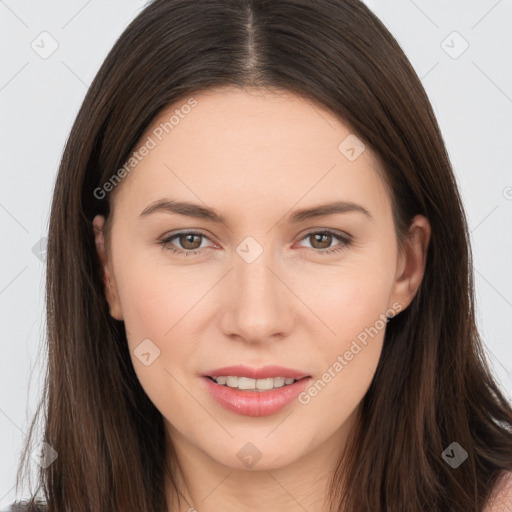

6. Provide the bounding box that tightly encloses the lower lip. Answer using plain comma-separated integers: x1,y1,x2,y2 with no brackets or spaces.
202,376,311,417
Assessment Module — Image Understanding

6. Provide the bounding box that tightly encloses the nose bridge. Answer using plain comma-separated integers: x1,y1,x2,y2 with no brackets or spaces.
236,249,273,297
223,236,291,341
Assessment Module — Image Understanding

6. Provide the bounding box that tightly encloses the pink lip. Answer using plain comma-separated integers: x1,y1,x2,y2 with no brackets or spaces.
202,375,312,417
203,365,310,380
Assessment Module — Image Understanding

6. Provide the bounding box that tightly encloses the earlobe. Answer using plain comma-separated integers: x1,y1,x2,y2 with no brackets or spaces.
92,215,124,321
389,215,431,312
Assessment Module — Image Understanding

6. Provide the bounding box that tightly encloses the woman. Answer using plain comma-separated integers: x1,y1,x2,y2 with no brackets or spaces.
10,0,512,511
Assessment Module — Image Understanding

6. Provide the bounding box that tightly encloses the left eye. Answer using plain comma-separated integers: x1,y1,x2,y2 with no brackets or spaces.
159,229,351,256
296,231,350,254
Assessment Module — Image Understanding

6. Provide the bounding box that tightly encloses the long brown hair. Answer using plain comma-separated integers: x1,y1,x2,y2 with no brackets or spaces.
14,1,512,511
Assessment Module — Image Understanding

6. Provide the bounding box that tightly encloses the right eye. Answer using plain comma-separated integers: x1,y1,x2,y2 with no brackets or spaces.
159,230,215,256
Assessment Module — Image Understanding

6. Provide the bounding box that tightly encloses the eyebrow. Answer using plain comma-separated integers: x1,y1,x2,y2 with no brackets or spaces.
139,199,373,224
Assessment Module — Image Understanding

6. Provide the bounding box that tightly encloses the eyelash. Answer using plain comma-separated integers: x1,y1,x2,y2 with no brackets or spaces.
158,229,352,257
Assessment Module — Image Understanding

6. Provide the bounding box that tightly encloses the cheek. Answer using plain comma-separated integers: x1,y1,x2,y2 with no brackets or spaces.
112,260,204,423
110,251,203,387
112,242,206,338
118,273,178,348
297,293,389,439
300,254,396,348
297,255,395,416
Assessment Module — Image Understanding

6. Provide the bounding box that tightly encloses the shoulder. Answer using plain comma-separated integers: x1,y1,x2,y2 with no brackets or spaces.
484,470,512,512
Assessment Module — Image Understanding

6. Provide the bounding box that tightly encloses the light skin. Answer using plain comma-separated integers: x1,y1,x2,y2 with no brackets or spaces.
93,86,431,512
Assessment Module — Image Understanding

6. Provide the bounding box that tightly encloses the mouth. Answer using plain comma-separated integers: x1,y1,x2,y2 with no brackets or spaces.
203,365,310,388
206,375,308,391
201,365,312,416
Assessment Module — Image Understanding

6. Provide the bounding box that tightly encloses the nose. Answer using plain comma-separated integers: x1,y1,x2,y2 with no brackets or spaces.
218,246,294,344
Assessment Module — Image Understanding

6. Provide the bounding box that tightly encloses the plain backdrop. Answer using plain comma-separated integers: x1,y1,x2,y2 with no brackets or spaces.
1,0,511,506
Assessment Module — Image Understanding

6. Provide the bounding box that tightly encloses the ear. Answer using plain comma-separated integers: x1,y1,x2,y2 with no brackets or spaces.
388,214,431,313
93,215,124,321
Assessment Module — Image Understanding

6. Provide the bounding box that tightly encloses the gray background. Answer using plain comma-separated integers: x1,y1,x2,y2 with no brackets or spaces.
1,0,511,506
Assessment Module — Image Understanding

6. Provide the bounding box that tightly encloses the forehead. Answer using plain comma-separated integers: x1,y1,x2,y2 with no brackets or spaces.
112,86,390,223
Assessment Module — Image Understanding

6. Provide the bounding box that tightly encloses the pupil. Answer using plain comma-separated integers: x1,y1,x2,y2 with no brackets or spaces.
182,234,200,249
313,234,331,249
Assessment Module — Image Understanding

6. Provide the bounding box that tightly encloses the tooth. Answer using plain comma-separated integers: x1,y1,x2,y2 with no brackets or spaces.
256,378,274,390
226,376,239,387
213,376,298,389
238,377,256,389
273,377,285,388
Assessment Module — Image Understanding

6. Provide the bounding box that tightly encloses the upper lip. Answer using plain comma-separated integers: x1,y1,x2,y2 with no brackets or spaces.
203,365,310,380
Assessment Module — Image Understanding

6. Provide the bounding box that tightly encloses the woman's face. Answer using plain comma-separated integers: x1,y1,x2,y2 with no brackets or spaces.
94,86,429,473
